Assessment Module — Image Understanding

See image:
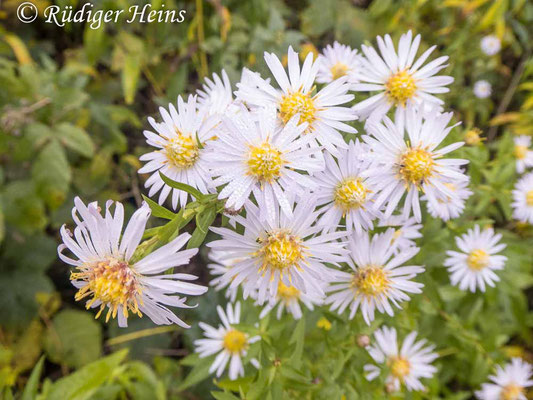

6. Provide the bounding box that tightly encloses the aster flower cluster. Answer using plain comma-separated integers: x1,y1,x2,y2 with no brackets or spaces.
55,31,521,392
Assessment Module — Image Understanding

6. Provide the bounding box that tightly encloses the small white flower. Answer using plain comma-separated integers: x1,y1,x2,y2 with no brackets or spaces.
353,30,453,121
423,172,472,221
475,358,533,400
197,69,239,116
379,215,422,254
257,281,324,320
513,135,533,174
326,229,424,325
512,172,533,224
235,46,357,155
194,302,260,380
207,249,243,302
313,140,381,234
208,198,349,305
480,35,501,56
57,197,207,328
444,225,507,292
139,95,218,210
364,326,438,392
363,107,469,222
207,106,324,221
473,80,492,99
316,41,363,85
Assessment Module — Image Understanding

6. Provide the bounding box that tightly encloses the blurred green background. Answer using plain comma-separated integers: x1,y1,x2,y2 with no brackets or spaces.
0,0,532,399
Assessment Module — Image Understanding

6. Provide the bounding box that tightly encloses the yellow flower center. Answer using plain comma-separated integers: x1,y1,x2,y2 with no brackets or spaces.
259,231,304,272
385,70,417,105
279,91,317,128
526,190,533,206
247,142,284,183
352,266,390,297
334,177,370,212
389,356,411,379
223,329,248,354
466,249,489,271
514,145,528,160
500,384,524,400
399,147,435,186
330,62,349,80
165,133,200,169
465,128,483,146
71,259,142,322
316,317,332,331
277,281,301,301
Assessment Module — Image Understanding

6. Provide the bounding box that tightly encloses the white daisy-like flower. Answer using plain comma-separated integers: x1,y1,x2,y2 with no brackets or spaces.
424,173,472,221
316,41,363,85
352,30,454,121
480,35,501,56
207,198,349,304
257,280,324,320
313,140,381,233
138,95,218,210
197,69,238,116
512,172,533,224
194,302,260,380
364,326,438,392
207,106,324,221
513,135,533,174
363,107,469,222
207,249,243,302
379,215,422,254
444,225,507,292
235,46,357,154
473,80,492,99
475,358,533,400
325,229,424,325
57,197,207,328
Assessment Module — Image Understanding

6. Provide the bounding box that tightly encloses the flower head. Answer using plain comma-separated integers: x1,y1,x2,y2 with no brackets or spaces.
475,358,533,400
474,80,492,99
197,70,238,116
513,136,533,174
480,35,501,56
316,41,363,84
512,172,533,224
423,171,472,221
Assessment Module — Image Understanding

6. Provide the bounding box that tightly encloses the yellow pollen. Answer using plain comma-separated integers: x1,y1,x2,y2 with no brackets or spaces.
277,281,301,300
466,249,489,271
389,357,411,379
334,177,370,212
165,133,200,169
514,145,528,160
330,62,349,80
279,91,317,128
247,142,284,183
223,329,248,354
71,259,142,322
526,190,533,206
352,266,390,297
258,231,304,272
399,147,435,186
500,383,524,400
385,70,417,105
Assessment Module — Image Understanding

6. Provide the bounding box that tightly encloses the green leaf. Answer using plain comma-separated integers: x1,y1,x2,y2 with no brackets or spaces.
187,207,217,249
55,122,95,158
159,172,205,200
21,356,45,400
122,54,141,105
211,391,241,400
44,310,103,369
142,195,176,220
177,355,213,391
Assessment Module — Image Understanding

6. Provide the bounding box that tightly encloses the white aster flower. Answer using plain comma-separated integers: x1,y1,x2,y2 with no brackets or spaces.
257,280,324,320
353,30,453,121
379,215,423,254
207,106,323,221
444,225,507,292
316,41,363,85
139,95,218,210
235,46,357,154
326,229,424,325
313,140,381,233
473,80,492,99
512,172,533,224
194,302,260,380
423,173,472,221
363,107,468,222
475,358,533,400
57,197,207,328
197,69,239,116
513,135,533,174
207,249,243,302
480,35,501,56
364,326,438,392
207,198,349,304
